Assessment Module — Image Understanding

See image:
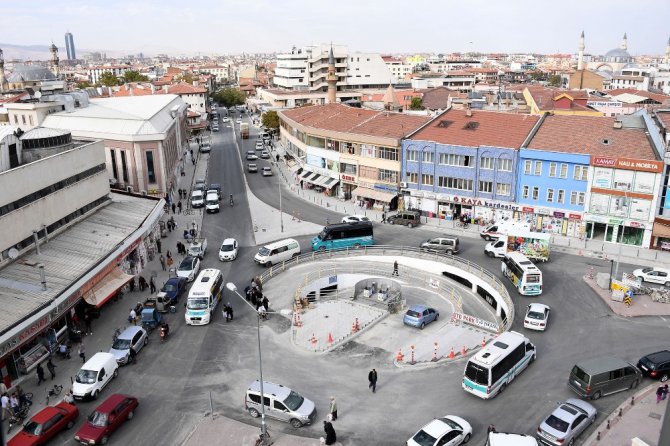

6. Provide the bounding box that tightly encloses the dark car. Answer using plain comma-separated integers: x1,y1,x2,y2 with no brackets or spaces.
159,277,187,304
386,211,421,228
209,183,222,200
638,350,670,382
9,403,79,446
74,394,139,445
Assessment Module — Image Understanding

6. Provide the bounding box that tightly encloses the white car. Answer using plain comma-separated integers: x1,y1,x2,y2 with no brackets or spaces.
246,151,258,160
633,267,670,287
342,215,371,223
262,167,273,176
407,415,472,446
190,190,204,208
222,117,230,123
218,238,238,261
177,255,201,282
523,303,550,331
260,150,270,159
236,118,242,124
255,141,264,150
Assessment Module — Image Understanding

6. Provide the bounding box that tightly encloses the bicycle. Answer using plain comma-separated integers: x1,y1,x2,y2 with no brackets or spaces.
46,384,63,405
254,430,271,446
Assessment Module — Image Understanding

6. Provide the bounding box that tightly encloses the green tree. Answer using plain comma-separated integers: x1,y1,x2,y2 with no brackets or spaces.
181,72,194,84
99,71,119,87
548,74,562,87
261,110,280,131
530,71,545,82
75,81,92,89
409,97,424,110
123,70,149,83
213,87,246,108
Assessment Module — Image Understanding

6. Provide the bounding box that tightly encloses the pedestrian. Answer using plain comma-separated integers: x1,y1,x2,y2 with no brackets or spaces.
368,368,378,393
129,308,137,325
177,201,182,214
1,393,10,421
46,358,56,380
258,305,267,321
657,385,665,403
190,148,194,159
382,211,386,223
36,362,45,385
78,343,86,363
0,381,7,396
129,347,137,364
129,277,135,292
664,384,669,400
167,255,174,268
300,180,304,189
84,312,92,335
262,295,269,313
150,276,156,294
224,303,233,322
487,424,496,434
156,239,162,254
139,276,147,292
9,393,18,415
159,255,166,271
171,203,176,214
392,260,399,276
16,385,29,407
324,420,337,445
329,396,338,421
64,389,75,404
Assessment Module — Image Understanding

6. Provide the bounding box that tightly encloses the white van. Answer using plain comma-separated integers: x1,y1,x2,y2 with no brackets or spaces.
486,432,538,446
72,352,119,401
480,219,532,241
205,192,220,213
254,238,301,267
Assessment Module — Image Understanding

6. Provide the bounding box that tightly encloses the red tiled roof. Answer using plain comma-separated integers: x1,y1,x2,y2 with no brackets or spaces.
111,83,165,97
527,114,657,159
411,109,539,148
525,86,594,112
655,110,670,130
419,87,456,110
168,82,207,95
280,103,430,139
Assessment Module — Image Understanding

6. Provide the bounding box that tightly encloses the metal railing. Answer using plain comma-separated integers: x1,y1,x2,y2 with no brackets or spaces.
258,245,513,330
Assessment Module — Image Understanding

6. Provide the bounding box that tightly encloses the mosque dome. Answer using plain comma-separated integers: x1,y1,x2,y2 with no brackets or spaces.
6,64,57,83
604,48,632,59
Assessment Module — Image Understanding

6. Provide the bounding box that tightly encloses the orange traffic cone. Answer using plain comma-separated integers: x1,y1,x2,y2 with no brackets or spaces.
449,347,455,359
327,332,333,346
461,345,467,356
310,333,317,345
396,349,404,362
481,336,486,347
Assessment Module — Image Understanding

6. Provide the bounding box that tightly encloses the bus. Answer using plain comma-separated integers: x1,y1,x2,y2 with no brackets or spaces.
185,269,223,326
462,331,536,399
311,221,374,251
501,252,543,296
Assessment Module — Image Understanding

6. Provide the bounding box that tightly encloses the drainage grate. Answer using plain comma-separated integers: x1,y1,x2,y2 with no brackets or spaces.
649,412,662,420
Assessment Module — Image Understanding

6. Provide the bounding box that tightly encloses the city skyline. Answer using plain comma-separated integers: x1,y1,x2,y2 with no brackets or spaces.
3,0,670,57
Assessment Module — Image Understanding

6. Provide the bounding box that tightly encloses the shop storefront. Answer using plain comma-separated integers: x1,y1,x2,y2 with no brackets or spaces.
584,214,649,246
404,191,522,225
519,206,585,237
651,218,670,250
352,181,398,211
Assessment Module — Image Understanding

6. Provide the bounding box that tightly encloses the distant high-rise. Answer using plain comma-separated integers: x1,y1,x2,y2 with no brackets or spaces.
64,32,76,60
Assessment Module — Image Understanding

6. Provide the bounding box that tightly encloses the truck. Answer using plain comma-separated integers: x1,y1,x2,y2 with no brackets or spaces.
480,219,532,241
240,122,249,139
188,238,208,259
484,231,551,262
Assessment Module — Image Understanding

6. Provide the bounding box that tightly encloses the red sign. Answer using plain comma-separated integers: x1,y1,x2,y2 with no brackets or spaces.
522,207,534,213
341,175,355,182
592,156,663,173
630,221,641,228
569,213,582,220
593,157,616,167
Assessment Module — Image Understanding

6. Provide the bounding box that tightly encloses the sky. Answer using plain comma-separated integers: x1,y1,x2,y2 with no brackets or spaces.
3,0,670,56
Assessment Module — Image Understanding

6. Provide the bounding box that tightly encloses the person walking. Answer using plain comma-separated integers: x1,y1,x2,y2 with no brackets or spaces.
324,420,337,445
156,239,162,254
392,260,399,276
177,201,182,214
171,203,176,214
46,358,56,380
657,385,665,403
36,362,45,385
84,312,92,335
262,295,269,313
663,384,669,401
487,424,496,434
1,393,10,421
149,276,157,294
329,396,338,421
129,347,137,364
9,393,19,415
223,303,233,322
78,343,86,363
139,276,147,292
368,368,378,393
159,255,166,271
129,308,137,325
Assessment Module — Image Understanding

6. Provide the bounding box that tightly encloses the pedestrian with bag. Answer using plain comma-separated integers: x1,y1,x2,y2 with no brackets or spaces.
46,358,56,380
657,385,665,403
36,362,45,385
323,420,337,445
129,308,137,325
329,396,338,421
368,368,378,393
78,343,86,363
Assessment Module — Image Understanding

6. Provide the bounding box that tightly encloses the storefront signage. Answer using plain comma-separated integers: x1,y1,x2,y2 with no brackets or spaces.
592,157,663,173
593,157,616,167
537,208,551,215
522,207,534,213
451,312,498,332
629,221,641,228
373,184,398,193
450,196,521,212
553,211,565,218
341,175,356,182
569,213,582,220
587,101,622,108
608,218,624,225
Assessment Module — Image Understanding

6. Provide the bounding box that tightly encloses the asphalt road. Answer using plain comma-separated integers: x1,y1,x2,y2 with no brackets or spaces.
36,111,669,446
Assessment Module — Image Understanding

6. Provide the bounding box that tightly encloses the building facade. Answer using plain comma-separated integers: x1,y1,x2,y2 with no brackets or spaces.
64,32,76,60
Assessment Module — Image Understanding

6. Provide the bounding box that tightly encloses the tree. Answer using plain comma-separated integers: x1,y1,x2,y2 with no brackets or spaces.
75,81,92,89
261,110,280,131
530,71,545,82
548,75,562,87
123,70,149,83
181,73,194,84
212,87,247,108
409,97,424,110
99,71,119,87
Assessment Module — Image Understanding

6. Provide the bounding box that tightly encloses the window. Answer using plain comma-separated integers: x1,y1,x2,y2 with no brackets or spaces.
570,191,586,205
406,150,419,162
522,186,529,199
29,115,34,126
496,183,511,196
22,115,26,125
421,174,434,186
438,176,473,191
560,164,568,178
110,149,118,180
146,151,156,184
532,187,539,200
407,172,418,183
120,151,129,183
378,169,397,183
547,189,554,202
549,162,557,177
498,158,512,172
422,151,434,163
479,181,493,193
13,115,18,124
534,161,542,176
557,189,565,204
481,157,493,170
574,165,589,181
524,160,531,174
377,147,398,161
438,153,474,167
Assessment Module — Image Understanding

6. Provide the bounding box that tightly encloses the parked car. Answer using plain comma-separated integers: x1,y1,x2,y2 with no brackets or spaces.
524,303,550,331
8,402,79,446
199,143,211,153
342,215,370,223
194,178,207,192
262,167,273,176
260,150,270,159
222,116,230,123
386,211,421,228
407,415,472,446
248,163,258,173
219,238,239,261
420,236,460,255
245,381,316,428
255,140,264,150
536,398,596,446
190,190,204,208
246,151,258,160
633,267,670,286
403,304,439,329
177,256,201,282
637,350,670,382
74,394,139,446
158,277,187,304
188,239,207,259
208,183,222,200
211,125,219,132
109,326,148,365
72,353,119,401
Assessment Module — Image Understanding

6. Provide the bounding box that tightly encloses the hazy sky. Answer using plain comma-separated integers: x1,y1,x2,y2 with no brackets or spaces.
4,0,670,56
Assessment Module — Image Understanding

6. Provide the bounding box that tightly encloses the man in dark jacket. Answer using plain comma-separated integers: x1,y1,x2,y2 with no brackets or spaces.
368,368,378,393
36,363,45,385
324,420,337,445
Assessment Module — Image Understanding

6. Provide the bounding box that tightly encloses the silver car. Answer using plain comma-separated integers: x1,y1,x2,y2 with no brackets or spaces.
420,236,460,255
109,326,148,365
245,380,316,428
536,398,597,446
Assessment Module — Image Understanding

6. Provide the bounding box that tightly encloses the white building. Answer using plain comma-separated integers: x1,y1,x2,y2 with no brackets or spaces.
87,65,132,84
608,66,654,91
198,64,231,84
383,56,414,82
411,71,476,92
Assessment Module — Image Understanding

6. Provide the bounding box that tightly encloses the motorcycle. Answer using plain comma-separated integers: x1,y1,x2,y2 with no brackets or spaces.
57,343,71,360
7,403,30,433
160,324,169,342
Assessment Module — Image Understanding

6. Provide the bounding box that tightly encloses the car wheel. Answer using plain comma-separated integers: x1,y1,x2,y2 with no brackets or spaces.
591,390,602,400
462,433,471,444
630,379,639,389
290,418,303,428
485,235,491,241
127,410,135,420
318,246,326,252
265,261,272,267
144,337,149,345
66,420,75,429
568,439,575,446
486,251,495,258
389,220,395,225
435,313,439,320
92,390,99,400
498,383,507,395
101,436,109,445
666,281,670,288
420,322,425,330
113,368,118,378
661,374,669,382
446,250,453,255
249,408,260,418
407,223,414,228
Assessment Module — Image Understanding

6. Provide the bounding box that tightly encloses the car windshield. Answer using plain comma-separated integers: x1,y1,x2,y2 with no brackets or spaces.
406,310,420,317
22,420,42,436
112,338,131,350
179,259,194,271
188,297,209,310
283,390,304,411
258,247,270,256
464,362,489,385
88,411,108,427
642,267,653,273
527,310,545,320
220,244,235,252
163,283,178,292
76,369,97,384
544,414,569,433
411,430,437,446
317,230,327,241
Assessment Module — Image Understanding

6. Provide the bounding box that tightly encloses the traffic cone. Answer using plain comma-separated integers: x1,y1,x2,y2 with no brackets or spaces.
396,349,404,362
355,317,360,331
310,333,317,345
449,347,455,359
351,321,358,333
461,345,467,356
327,332,333,346
481,336,486,347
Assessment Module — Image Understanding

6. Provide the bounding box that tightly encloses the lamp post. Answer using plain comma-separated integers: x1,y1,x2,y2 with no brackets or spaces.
225,282,268,444
613,190,629,282
279,172,284,233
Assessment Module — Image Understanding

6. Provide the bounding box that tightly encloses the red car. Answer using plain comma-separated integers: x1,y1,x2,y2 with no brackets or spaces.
74,394,138,445
9,402,79,446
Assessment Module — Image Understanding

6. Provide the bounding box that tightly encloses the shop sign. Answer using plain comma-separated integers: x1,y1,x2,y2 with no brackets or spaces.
450,195,521,211
413,191,424,198
424,193,436,199
629,221,642,228
522,207,534,213
608,218,624,225
553,211,565,218
116,238,141,263
569,213,582,220
537,208,551,215
593,157,616,167
341,175,356,182
373,184,398,193
592,156,663,173
586,214,608,223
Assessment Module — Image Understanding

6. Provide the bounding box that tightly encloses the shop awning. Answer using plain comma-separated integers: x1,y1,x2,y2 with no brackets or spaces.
305,173,322,184
83,268,135,308
321,177,340,189
653,221,670,238
299,169,313,180
289,163,301,174
352,186,396,203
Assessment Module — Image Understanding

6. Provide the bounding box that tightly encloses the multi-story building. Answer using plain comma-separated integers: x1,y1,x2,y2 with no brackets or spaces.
87,65,132,85
401,109,539,221
197,64,230,85
278,103,430,209
410,72,476,92
382,56,414,82
64,32,76,60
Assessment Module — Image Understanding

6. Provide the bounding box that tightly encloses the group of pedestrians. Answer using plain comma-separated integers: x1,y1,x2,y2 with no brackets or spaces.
0,383,30,421
656,384,669,403
35,359,57,385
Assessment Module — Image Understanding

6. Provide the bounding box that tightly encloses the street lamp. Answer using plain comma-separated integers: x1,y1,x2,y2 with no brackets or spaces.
225,282,268,445
613,190,629,281
279,169,284,233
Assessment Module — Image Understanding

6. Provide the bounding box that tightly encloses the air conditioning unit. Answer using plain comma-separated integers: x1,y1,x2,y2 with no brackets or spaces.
126,186,133,193
400,182,408,188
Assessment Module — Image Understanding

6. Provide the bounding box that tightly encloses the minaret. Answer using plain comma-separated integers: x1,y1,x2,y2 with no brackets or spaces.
0,48,7,91
665,37,670,65
621,32,628,51
326,45,337,104
50,42,60,77
577,31,585,71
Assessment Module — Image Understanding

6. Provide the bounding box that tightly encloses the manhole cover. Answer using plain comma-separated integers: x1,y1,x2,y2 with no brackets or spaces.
324,315,329,318
649,412,662,420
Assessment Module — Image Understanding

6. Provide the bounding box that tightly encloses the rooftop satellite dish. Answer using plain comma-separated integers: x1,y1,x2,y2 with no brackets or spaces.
34,91,42,99
8,248,19,259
